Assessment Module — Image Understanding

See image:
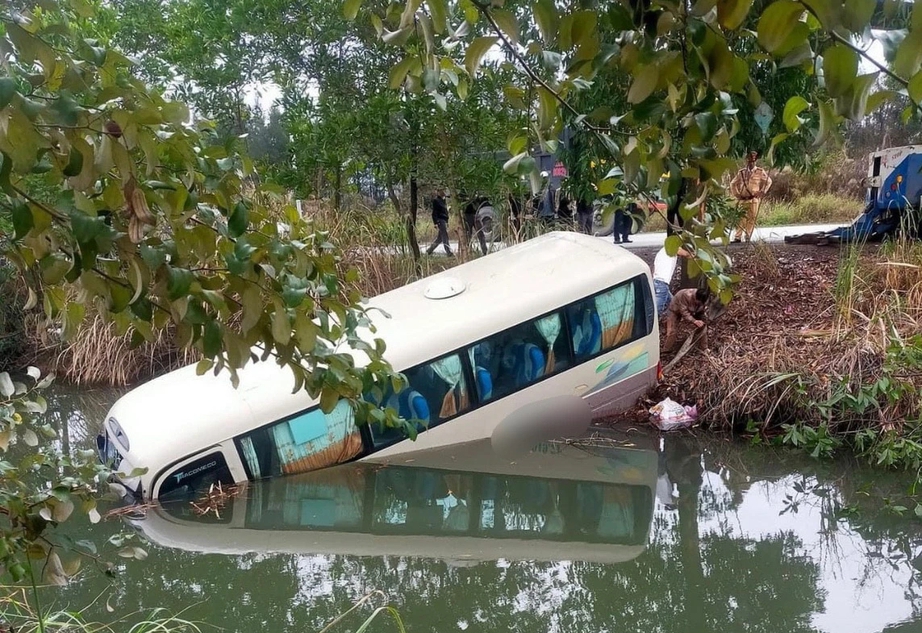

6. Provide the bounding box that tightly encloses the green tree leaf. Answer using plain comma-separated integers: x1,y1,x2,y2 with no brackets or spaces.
343,0,363,20
11,201,34,241
908,70,922,106
166,267,193,300
782,96,810,132
271,299,291,345
757,1,805,54
465,36,499,77
628,64,659,104
534,0,558,44
428,0,448,34
0,372,13,398
822,45,858,98
389,57,416,90
203,319,222,357
570,10,598,48
0,78,17,110
664,234,683,256
491,9,520,45
228,201,249,238
717,0,753,30
813,99,839,147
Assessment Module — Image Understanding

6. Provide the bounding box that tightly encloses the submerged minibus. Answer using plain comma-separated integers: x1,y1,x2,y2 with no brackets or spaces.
97,231,660,501
127,432,658,564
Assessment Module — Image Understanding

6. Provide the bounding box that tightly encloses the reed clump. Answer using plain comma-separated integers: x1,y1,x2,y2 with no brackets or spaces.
310,204,470,297
25,310,200,387
16,198,466,386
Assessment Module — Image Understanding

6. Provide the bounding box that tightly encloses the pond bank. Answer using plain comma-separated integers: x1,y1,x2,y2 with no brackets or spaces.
617,239,922,472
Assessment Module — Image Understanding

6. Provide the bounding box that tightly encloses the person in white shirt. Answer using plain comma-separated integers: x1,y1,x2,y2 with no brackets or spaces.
652,243,691,314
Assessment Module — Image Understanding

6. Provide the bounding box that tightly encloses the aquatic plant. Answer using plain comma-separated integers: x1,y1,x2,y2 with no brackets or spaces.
0,586,206,633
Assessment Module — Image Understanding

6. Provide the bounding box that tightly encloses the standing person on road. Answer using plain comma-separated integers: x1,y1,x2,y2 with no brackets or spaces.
557,189,573,228
613,201,636,244
472,196,493,256
576,194,594,235
426,187,453,256
730,150,773,243
652,242,692,314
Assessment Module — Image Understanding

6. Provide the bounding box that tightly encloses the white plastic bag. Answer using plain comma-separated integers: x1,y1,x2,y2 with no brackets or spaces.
649,397,698,431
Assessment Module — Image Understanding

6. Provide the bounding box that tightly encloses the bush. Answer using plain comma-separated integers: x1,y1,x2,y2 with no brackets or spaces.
0,263,26,373
767,149,867,202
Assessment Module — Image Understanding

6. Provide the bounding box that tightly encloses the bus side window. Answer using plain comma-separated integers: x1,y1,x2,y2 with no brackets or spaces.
236,399,364,480
369,353,471,448
636,276,655,337
157,451,234,502
468,311,568,403
571,280,640,363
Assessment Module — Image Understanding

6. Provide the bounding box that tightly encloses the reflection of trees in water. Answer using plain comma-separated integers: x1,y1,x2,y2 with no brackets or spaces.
47,388,922,632
53,435,824,633
39,386,127,456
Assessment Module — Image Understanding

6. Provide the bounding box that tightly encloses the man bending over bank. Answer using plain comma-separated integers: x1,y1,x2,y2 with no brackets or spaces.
663,287,711,353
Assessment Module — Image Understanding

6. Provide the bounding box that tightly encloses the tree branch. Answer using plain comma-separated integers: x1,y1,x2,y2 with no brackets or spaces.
473,2,610,135
11,185,69,222
797,1,921,111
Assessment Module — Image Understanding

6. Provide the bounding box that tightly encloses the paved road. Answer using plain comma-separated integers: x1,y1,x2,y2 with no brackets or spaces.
414,222,845,257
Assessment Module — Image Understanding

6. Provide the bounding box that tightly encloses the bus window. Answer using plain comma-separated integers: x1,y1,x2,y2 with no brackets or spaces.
369,353,471,448
568,278,643,363
156,451,234,502
235,399,364,480
467,311,569,403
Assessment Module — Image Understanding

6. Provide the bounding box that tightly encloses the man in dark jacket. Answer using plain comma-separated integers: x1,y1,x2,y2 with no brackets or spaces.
426,188,452,256
613,201,636,244
576,196,593,235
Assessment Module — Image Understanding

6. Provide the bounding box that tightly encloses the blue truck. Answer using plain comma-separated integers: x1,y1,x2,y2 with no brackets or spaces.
786,145,922,245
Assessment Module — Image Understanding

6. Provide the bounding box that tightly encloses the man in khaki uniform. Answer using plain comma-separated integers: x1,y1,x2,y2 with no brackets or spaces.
730,151,773,243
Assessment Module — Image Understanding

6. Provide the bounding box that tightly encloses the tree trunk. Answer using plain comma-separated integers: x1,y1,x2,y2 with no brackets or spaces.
334,166,342,212
668,178,696,289
408,176,422,269
387,183,422,276
406,103,423,274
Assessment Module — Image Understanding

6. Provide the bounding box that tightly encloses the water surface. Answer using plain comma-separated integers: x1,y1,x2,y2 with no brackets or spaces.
37,386,922,633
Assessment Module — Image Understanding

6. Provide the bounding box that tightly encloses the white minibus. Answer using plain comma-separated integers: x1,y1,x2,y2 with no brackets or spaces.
97,231,660,501
127,432,659,564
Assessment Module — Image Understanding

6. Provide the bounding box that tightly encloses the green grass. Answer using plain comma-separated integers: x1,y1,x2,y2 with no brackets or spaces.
757,194,864,227
637,193,863,233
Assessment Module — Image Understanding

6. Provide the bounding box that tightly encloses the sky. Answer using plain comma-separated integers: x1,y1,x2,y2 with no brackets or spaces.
242,29,894,119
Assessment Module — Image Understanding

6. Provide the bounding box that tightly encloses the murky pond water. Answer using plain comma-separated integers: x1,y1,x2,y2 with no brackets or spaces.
34,387,922,633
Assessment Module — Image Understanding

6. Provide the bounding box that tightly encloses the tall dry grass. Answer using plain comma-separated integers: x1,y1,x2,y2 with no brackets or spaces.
22,197,468,386
313,205,474,296
26,311,199,387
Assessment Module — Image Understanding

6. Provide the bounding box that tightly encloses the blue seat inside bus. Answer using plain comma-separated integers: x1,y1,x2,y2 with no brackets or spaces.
569,306,602,358
511,342,545,388
365,386,430,425
474,366,493,400
395,389,430,423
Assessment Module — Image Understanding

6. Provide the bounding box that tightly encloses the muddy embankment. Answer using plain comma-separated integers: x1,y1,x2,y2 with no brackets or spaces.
616,240,922,438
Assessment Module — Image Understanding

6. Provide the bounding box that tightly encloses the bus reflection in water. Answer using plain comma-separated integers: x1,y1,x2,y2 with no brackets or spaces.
134,437,657,564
